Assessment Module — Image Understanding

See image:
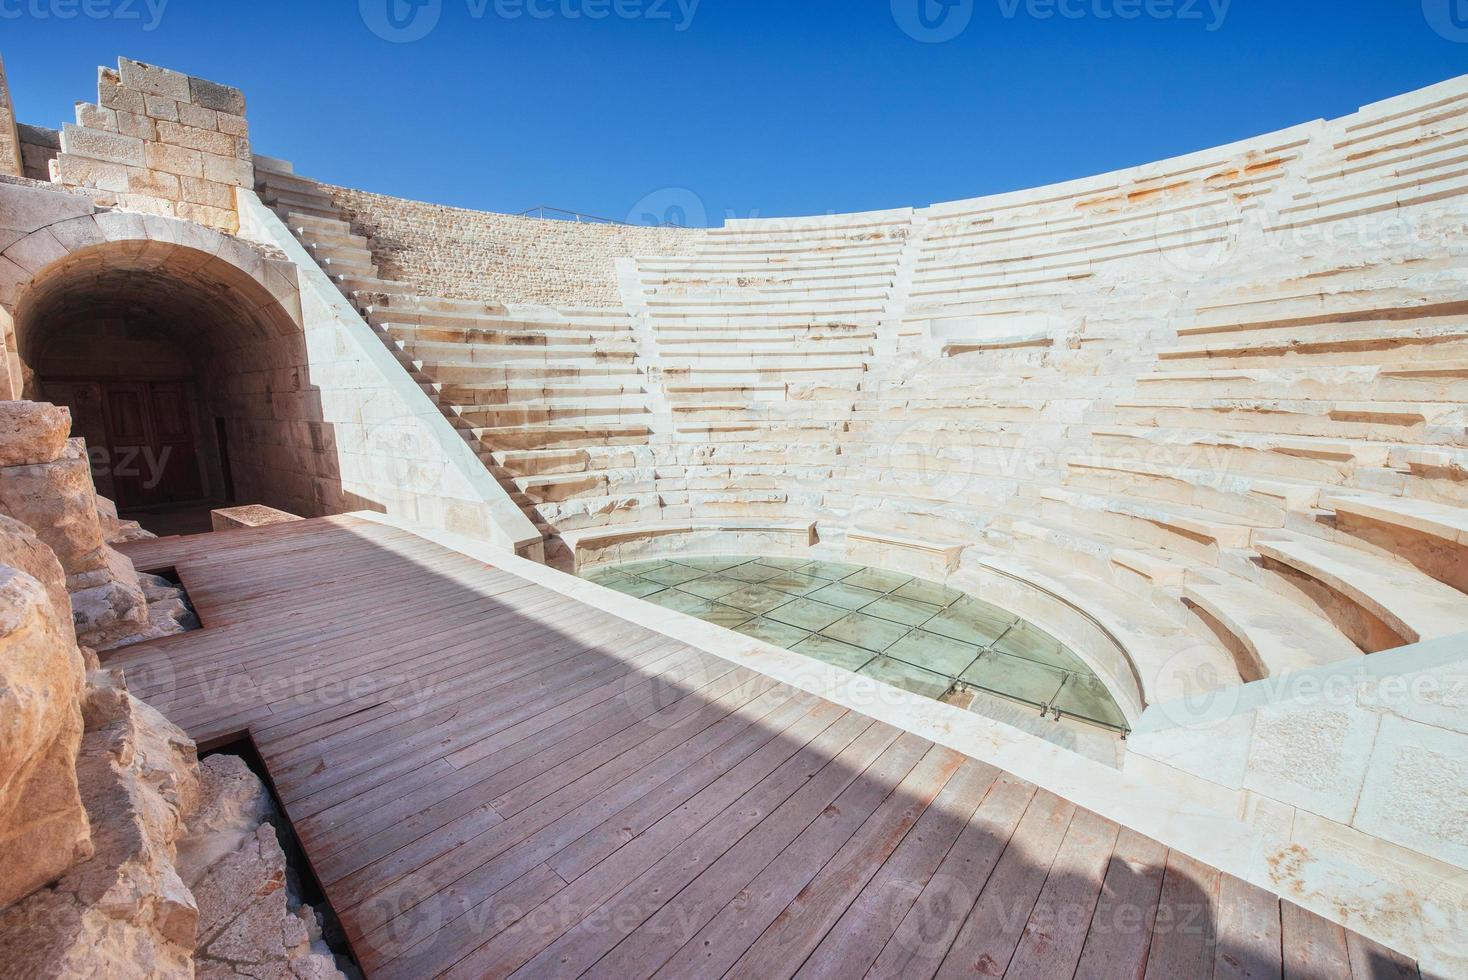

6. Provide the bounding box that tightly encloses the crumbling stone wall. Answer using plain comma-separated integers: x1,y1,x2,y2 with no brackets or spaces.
0,515,89,908
0,55,22,178
0,402,153,650
324,182,705,307
51,58,252,234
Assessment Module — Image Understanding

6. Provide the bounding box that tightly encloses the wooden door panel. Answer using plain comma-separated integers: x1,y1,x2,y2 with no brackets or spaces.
148,383,203,502
102,383,152,508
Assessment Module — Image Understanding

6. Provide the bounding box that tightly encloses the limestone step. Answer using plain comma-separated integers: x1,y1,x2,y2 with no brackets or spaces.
369,310,633,336
637,254,898,274
385,324,616,348
474,422,653,451
310,251,375,276
653,325,878,344
654,343,869,362
254,167,326,195
403,341,638,364
287,212,354,237
443,382,643,405
296,228,372,251
1089,426,1393,473
695,239,904,259
431,363,645,381
643,293,888,313
1063,459,1307,523
1175,294,1468,339
1134,366,1468,403
966,553,1241,705
660,366,866,387
1182,578,1363,681
516,472,609,504
421,362,643,385
647,309,887,326
1040,486,1269,556
492,448,593,477
262,186,336,213
1113,398,1467,444
458,397,649,425
337,275,417,297
641,271,895,293
1253,532,1468,644
1323,492,1468,548
1275,164,1468,229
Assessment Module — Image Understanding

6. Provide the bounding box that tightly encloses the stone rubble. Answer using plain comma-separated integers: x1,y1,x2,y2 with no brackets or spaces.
0,402,157,650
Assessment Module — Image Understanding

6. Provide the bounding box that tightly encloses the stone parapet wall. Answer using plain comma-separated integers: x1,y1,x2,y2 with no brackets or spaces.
51,59,252,234
323,182,705,307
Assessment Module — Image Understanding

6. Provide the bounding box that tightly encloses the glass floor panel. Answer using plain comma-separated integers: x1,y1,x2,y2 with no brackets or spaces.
581,554,1130,735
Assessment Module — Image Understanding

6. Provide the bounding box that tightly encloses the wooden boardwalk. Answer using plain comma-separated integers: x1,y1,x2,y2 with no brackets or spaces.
108,516,1420,980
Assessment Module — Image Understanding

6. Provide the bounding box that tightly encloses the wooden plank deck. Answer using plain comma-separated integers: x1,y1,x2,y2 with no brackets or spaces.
107,515,1420,980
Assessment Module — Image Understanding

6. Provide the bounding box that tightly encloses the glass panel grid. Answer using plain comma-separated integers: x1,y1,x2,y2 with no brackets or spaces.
581,555,1129,734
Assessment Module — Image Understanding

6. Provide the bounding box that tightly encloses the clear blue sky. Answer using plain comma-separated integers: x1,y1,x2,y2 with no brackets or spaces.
3,0,1466,225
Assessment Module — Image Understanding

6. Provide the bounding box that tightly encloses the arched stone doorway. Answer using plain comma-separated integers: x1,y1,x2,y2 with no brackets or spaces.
1,213,317,530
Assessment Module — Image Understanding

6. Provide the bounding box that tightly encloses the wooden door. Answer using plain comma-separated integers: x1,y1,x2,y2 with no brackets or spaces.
42,378,206,509
101,382,153,507
147,383,203,503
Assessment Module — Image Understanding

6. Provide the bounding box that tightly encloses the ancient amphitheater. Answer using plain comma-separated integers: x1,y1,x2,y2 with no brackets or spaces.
0,52,1465,979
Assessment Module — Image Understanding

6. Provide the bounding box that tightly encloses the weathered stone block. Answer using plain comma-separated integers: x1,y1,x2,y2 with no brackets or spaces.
210,504,303,531
174,202,236,232
216,113,249,139
155,119,235,158
175,101,217,132
180,176,232,210
52,154,129,194
202,152,250,187
144,141,203,178
0,402,72,467
126,167,182,200
114,110,156,142
59,124,144,168
97,68,145,115
118,58,191,102
73,103,116,133
143,93,179,122
187,76,246,116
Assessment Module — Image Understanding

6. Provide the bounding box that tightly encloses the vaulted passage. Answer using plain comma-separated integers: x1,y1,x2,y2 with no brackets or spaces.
11,240,323,528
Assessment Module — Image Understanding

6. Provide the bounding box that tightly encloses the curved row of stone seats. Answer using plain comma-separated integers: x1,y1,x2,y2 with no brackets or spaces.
907,125,1316,320
1277,77,1468,230
637,210,911,435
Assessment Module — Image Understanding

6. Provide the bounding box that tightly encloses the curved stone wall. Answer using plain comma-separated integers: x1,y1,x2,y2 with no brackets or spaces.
322,182,704,307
